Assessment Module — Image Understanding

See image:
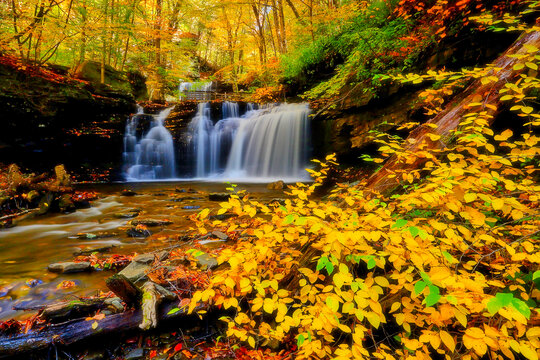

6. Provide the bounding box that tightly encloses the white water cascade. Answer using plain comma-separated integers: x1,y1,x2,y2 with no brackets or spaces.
187,102,310,181
224,103,310,180
123,107,176,180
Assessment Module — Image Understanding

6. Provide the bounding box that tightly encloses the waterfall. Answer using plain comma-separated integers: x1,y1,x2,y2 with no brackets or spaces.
123,107,176,180
123,102,310,182
186,102,309,180
224,103,310,179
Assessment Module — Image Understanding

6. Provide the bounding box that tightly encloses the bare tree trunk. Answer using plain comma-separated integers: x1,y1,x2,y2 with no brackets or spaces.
366,29,540,194
101,0,109,84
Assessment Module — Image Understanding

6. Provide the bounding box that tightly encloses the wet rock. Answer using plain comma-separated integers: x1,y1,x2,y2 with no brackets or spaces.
118,261,151,282
195,253,218,270
54,164,71,187
104,297,124,312
47,262,92,274
175,188,186,193
73,199,92,209
121,189,138,196
58,194,76,213
182,205,200,210
208,193,231,201
124,348,144,360
209,213,237,221
127,227,152,238
152,193,167,196
113,211,139,219
211,230,228,240
130,219,173,227
74,232,118,240
170,196,203,202
267,180,285,190
133,251,168,264
73,244,114,256
268,198,287,205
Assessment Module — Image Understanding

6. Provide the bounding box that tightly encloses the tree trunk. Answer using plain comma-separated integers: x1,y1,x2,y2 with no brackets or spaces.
366,28,540,194
0,301,204,357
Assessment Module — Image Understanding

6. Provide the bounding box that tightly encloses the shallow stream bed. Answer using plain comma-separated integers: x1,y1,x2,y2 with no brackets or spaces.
0,181,284,320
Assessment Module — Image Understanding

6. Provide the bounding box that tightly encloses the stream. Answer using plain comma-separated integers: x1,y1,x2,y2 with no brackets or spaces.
0,181,284,321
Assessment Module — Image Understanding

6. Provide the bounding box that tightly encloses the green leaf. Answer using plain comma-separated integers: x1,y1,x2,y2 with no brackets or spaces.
167,307,181,315
511,298,531,319
392,219,408,229
316,256,327,272
420,272,431,284
487,297,503,315
325,261,334,275
408,226,420,237
414,280,427,295
283,214,295,225
495,292,514,306
367,258,376,269
297,334,305,347
425,285,441,307
442,251,457,264
533,271,540,280
326,296,339,312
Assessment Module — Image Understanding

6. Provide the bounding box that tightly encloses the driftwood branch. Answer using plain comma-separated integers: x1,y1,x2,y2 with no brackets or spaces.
366,26,540,194
0,301,199,358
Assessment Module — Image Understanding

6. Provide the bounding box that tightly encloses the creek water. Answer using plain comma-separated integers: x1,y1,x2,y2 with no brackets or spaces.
0,181,284,320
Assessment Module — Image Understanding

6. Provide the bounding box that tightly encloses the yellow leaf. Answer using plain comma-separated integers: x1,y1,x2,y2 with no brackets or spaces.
389,302,401,313
225,277,236,289
465,327,485,339
440,331,455,352
492,198,504,210
494,129,513,141
519,342,538,360
263,298,274,313
248,336,255,348
464,193,477,203
366,312,380,329
522,106,533,114
92,321,98,330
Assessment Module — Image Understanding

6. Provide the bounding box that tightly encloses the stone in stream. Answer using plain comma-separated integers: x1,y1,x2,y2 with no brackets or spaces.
132,251,168,264
267,180,285,190
73,244,115,256
112,211,140,219
118,261,151,283
47,262,92,274
121,189,138,196
182,205,200,210
195,253,218,270
74,232,119,240
170,196,203,202
130,219,173,227
209,213,237,221
126,227,152,238
211,230,228,240
58,194,76,213
208,193,231,201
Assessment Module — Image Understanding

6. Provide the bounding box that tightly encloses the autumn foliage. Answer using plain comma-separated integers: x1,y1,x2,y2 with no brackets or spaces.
185,9,540,360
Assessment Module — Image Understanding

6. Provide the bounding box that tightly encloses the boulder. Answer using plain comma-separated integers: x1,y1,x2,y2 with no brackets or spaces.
127,227,152,238
47,262,92,274
211,230,228,240
267,180,284,190
195,253,218,270
132,251,168,264
118,261,151,283
121,189,138,196
58,194,76,213
130,219,173,227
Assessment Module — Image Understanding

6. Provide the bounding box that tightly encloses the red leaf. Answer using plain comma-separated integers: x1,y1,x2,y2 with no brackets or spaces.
174,343,183,352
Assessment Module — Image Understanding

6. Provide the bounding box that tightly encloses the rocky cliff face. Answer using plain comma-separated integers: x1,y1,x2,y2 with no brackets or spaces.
0,56,137,179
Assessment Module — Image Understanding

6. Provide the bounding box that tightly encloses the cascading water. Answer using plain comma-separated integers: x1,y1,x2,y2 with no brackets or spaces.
186,102,309,180
224,103,310,180
123,107,176,180
122,102,309,182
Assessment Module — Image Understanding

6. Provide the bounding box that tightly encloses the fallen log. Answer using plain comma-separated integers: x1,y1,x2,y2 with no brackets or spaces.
105,274,142,307
366,24,540,194
0,300,198,358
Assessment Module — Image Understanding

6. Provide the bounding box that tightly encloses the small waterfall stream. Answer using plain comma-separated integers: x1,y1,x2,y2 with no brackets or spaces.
123,107,176,180
123,102,310,182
